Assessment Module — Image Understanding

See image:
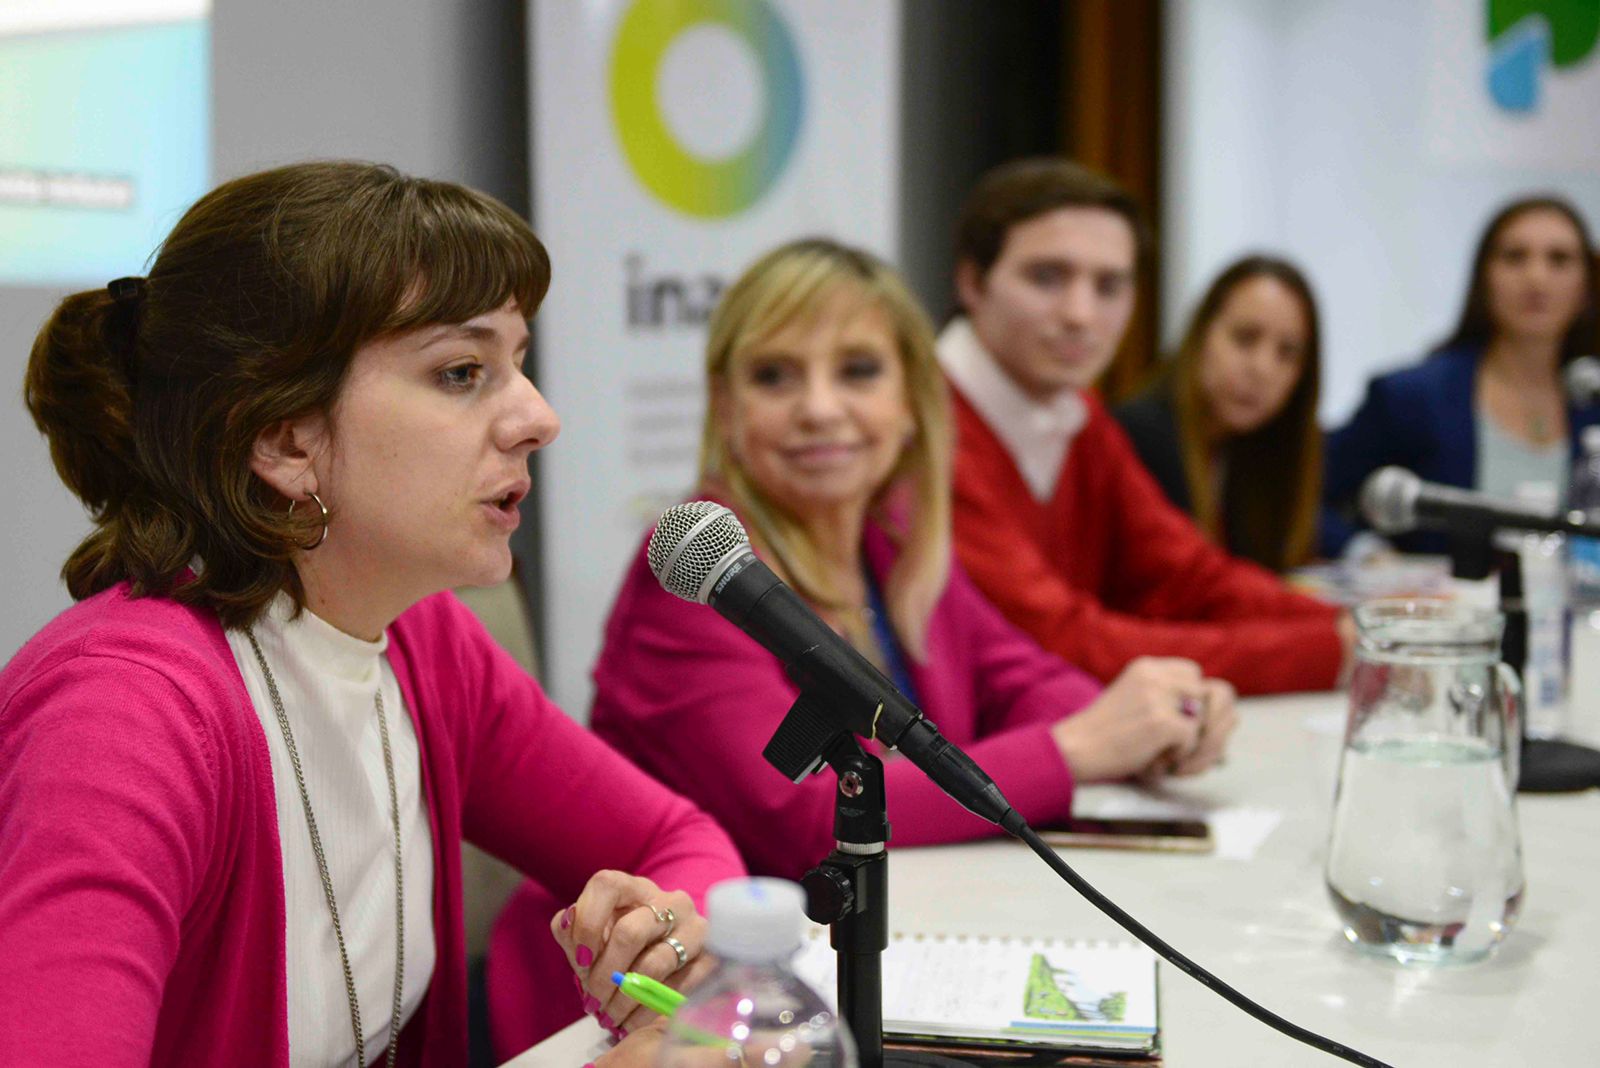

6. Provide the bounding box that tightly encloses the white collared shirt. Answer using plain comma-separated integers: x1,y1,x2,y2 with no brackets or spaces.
227,595,436,1068
937,318,1088,502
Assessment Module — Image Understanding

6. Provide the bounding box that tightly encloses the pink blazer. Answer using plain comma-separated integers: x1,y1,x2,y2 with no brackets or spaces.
590,523,1103,878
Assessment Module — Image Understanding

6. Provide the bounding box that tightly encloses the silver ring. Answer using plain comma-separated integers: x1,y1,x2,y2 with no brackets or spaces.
650,904,676,938
662,935,688,969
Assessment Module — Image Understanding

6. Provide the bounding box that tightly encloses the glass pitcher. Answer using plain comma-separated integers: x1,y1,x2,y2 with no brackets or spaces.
1324,600,1525,965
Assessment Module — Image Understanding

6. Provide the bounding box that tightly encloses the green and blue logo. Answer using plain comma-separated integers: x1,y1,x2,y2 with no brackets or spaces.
609,0,804,219
1487,0,1600,112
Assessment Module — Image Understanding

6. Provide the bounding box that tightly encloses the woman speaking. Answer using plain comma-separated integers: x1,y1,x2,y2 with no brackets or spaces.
0,161,740,1067
584,238,1237,878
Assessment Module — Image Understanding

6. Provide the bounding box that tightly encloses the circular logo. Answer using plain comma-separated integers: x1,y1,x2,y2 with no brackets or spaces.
610,0,804,219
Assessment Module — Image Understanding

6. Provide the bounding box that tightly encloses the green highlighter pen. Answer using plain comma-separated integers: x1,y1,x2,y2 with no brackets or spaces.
612,971,686,1016
612,972,741,1056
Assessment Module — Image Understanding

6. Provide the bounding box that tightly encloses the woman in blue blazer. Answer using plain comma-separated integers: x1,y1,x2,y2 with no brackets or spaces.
1324,195,1600,554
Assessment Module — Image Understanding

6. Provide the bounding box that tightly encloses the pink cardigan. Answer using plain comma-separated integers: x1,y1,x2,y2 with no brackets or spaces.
590,524,1104,878
0,584,742,1067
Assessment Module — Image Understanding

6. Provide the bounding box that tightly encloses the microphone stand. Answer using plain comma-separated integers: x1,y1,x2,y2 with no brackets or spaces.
1445,532,1600,792
763,695,969,1068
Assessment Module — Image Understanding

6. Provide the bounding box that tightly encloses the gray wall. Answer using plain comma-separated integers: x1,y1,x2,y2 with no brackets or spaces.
1,0,530,661
1,283,89,661
213,0,527,198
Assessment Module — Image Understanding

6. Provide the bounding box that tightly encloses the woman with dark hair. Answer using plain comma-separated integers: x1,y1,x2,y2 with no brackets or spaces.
576,237,1237,880
1116,255,1323,571
1324,195,1600,553
0,161,741,1067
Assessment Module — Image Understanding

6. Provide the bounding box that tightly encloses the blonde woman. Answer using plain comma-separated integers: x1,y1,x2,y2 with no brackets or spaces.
582,238,1237,877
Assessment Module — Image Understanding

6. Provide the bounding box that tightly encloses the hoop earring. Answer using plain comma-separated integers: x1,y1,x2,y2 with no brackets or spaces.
287,491,329,550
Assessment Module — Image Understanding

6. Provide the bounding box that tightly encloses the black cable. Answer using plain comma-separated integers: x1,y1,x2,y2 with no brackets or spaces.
1012,823,1396,1067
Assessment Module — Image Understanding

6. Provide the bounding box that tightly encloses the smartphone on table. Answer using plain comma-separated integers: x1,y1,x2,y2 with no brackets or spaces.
1035,816,1213,853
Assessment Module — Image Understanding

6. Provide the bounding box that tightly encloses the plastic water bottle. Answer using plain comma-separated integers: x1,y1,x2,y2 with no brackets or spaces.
1520,532,1567,739
1510,479,1566,739
657,878,857,1068
1565,426,1600,745
1566,427,1600,610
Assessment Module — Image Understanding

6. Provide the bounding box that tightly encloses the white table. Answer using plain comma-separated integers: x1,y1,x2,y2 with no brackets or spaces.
507,693,1600,1065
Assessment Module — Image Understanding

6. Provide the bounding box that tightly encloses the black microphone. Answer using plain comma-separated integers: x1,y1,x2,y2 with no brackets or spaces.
1359,466,1600,538
652,503,1398,1068
648,501,1024,834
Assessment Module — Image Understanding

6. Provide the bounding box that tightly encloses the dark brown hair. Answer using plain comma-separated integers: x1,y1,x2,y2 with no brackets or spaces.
952,157,1151,286
24,160,550,627
1171,255,1322,571
1438,195,1599,361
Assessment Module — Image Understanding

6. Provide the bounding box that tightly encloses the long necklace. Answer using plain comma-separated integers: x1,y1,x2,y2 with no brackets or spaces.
246,630,405,1068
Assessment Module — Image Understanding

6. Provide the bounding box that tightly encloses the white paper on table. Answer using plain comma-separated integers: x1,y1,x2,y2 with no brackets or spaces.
507,1019,610,1067
1070,784,1284,861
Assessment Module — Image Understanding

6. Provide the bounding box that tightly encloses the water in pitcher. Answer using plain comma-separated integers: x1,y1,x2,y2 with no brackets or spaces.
1326,734,1524,964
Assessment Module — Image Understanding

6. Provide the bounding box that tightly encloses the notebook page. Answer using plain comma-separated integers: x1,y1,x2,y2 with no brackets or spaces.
795,931,1158,1050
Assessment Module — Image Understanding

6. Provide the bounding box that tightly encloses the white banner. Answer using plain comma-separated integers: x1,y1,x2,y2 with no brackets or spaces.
1425,0,1600,169
531,0,900,714
1163,0,1600,426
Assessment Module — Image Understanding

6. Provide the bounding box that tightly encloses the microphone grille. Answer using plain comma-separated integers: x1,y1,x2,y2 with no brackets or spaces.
1359,466,1420,534
648,501,751,602
1565,356,1600,405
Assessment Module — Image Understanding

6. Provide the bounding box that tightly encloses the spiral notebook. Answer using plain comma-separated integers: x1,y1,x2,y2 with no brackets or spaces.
794,929,1160,1060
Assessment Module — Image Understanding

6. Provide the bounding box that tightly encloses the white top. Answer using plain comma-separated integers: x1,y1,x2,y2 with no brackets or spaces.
1474,414,1567,509
226,595,436,1068
936,318,1088,501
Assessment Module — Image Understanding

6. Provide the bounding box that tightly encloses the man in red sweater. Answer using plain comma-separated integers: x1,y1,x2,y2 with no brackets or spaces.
940,158,1351,695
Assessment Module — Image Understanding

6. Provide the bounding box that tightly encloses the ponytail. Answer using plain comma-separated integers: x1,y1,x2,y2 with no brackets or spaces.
24,283,162,598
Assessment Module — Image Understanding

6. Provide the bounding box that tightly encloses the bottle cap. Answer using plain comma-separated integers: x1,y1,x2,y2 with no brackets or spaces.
1583,425,1600,455
704,877,807,962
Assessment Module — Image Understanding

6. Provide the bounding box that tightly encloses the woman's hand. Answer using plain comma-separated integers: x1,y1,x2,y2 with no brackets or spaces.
551,870,715,1041
595,1015,741,1067
591,1016,672,1067
1049,657,1237,782
1166,677,1237,777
